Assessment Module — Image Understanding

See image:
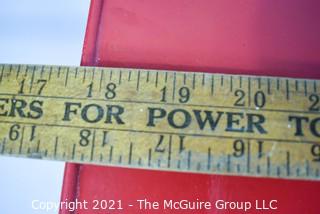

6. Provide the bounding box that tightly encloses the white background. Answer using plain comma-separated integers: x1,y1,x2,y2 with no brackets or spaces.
0,1,90,213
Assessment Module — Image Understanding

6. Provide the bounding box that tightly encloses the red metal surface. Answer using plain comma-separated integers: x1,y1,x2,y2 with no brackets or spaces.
60,0,320,213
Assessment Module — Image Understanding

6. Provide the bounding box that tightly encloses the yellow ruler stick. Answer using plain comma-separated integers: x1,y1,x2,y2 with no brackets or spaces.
0,64,319,180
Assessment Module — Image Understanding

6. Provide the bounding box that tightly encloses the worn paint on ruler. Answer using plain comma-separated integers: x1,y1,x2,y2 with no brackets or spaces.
0,64,319,180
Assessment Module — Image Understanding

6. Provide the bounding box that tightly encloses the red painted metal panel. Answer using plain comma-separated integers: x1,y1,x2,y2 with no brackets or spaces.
60,0,320,213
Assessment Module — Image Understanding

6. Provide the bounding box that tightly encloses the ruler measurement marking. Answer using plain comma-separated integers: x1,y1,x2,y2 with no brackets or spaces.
227,155,231,172
306,160,310,176
18,127,25,154
267,78,271,95
304,80,308,96
5,66,318,97
237,164,241,172
207,147,212,170
246,140,251,173
74,67,79,79
230,76,233,92
267,156,271,175
217,162,221,171
29,66,36,93
192,73,196,89
64,67,70,87
211,75,214,95
257,78,261,89
313,80,317,93
16,65,21,79
277,166,281,177
54,137,58,158
118,70,122,84
136,70,140,91
83,68,87,83
23,65,28,77
109,146,113,163
148,149,152,167
109,69,113,81
167,135,172,168
202,73,205,86
91,68,96,82
286,151,290,176
128,142,133,165
1,138,6,154
187,150,192,170
0,65,4,83
90,130,96,161
128,70,132,81
146,71,150,82
36,140,40,153
177,160,181,169
57,66,61,78
286,79,290,100
165,72,168,83
99,69,104,92
155,71,159,87
172,72,176,101
256,165,261,174
8,64,13,77
40,65,45,78
276,78,280,90
48,66,53,81
71,144,76,159
0,120,317,144
138,157,142,166
295,80,299,91
6,65,12,80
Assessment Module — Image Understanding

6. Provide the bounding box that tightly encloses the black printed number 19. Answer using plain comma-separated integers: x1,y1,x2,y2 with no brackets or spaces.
160,86,190,103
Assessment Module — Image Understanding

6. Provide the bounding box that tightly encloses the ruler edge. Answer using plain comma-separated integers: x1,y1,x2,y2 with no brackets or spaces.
1,63,320,82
